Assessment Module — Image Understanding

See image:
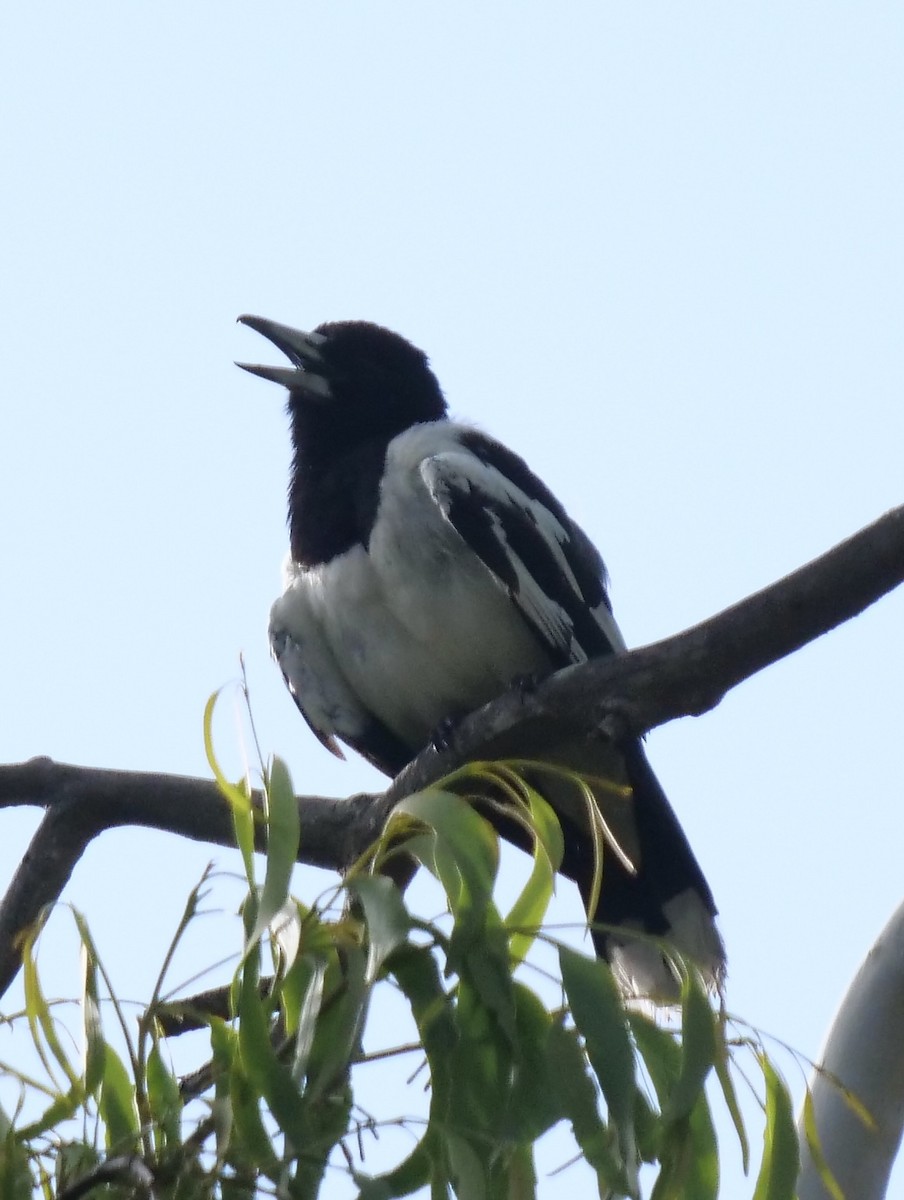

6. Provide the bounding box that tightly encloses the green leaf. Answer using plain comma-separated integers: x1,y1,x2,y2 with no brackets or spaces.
629,1010,680,1101
237,942,355,1198
629,998,720,1200
209,1019,238,1168
304,946,368,1103
99,1044,140,1153
503,785,560,967
221,1175,259,1200
801,1088,845,1200
651,1096,719,1200
16,1090,82,1143
0,1114,34,1200
712,1013,750,1172
448,975,513,1140
446,1130,487,1198
270,898,302,972
815,1066,877,1130
630,1004,720,1197
355,1138,433,1199
229,1058,280,1177
146,1043,182,1151
80,941,105,1099
633,1090,662,1164
545,1021,628,1193
664,970,717,1123
459,912,517,1045
244,756,301,958
203,688,256,883
233,799,257,890
277,904,332,1035
456,763,563,968
289,956,327,1087
559,946,636,1131
504,1141,537,1200
388,943,476,1195
394,788,498,930
236,958,309,1157
396,789,519,1041
507,984,559,1142
752,1056,799,1200
53,1142,100,1199
22,928,80,1092
203,688,254,818
389,943,457,1107
350,874,411,984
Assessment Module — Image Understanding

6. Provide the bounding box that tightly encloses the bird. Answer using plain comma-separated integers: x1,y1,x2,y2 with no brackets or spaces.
237,314,724,997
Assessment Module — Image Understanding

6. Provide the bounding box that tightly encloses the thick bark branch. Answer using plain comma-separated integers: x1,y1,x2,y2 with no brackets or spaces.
390,502,904,800
1,504,902,998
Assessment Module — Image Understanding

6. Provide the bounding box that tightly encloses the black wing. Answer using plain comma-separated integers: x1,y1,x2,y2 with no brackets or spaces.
420,430,625,669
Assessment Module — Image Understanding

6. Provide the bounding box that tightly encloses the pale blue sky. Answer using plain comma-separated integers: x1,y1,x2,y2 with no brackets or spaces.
2,5,903,1195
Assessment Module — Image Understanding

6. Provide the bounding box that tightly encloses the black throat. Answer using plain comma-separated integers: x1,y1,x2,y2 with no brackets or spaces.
282,321,448,566
287,422,390,567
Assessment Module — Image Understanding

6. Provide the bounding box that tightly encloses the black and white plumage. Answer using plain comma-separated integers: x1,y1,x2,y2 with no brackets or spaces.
238,315,724,996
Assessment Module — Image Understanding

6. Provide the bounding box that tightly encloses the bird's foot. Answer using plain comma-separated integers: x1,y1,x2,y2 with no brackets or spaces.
509,671,542,698
430,714,461,754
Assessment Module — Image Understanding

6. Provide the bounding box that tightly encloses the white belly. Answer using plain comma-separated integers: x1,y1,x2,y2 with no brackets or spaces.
277,532,547,749
270,421,554,750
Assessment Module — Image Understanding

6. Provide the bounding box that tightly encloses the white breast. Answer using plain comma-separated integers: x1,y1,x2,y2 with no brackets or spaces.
270,423,551,750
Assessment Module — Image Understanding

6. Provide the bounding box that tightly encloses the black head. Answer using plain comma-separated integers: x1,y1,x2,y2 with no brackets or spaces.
238,316,447,451
238,315,449,564
313,321,446,425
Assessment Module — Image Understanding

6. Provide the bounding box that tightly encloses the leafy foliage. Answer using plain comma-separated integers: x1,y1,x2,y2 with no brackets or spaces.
0,723,814,1199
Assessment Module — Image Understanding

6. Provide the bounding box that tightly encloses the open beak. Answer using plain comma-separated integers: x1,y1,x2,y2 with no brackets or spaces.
236,315,331,398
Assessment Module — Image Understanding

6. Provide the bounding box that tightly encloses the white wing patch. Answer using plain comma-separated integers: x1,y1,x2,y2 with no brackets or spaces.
484,502,578,659
420,446,626,668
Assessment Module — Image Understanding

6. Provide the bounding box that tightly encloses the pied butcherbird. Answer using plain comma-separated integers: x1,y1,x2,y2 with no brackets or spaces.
238,315,724,996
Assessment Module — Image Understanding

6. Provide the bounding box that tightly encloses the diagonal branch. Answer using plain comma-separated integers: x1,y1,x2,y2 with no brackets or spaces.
389,501,904,800
1,503,902,998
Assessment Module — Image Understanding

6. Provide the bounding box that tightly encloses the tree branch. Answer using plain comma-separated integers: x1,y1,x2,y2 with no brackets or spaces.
797,898,904,1200
390,502,904,800
1,504,902,998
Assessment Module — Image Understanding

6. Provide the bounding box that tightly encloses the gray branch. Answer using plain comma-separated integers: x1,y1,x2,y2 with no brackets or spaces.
798,899,904,1200
1,503,903,1001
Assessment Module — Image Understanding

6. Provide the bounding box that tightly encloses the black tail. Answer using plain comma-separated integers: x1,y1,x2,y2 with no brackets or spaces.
563,739,724,996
